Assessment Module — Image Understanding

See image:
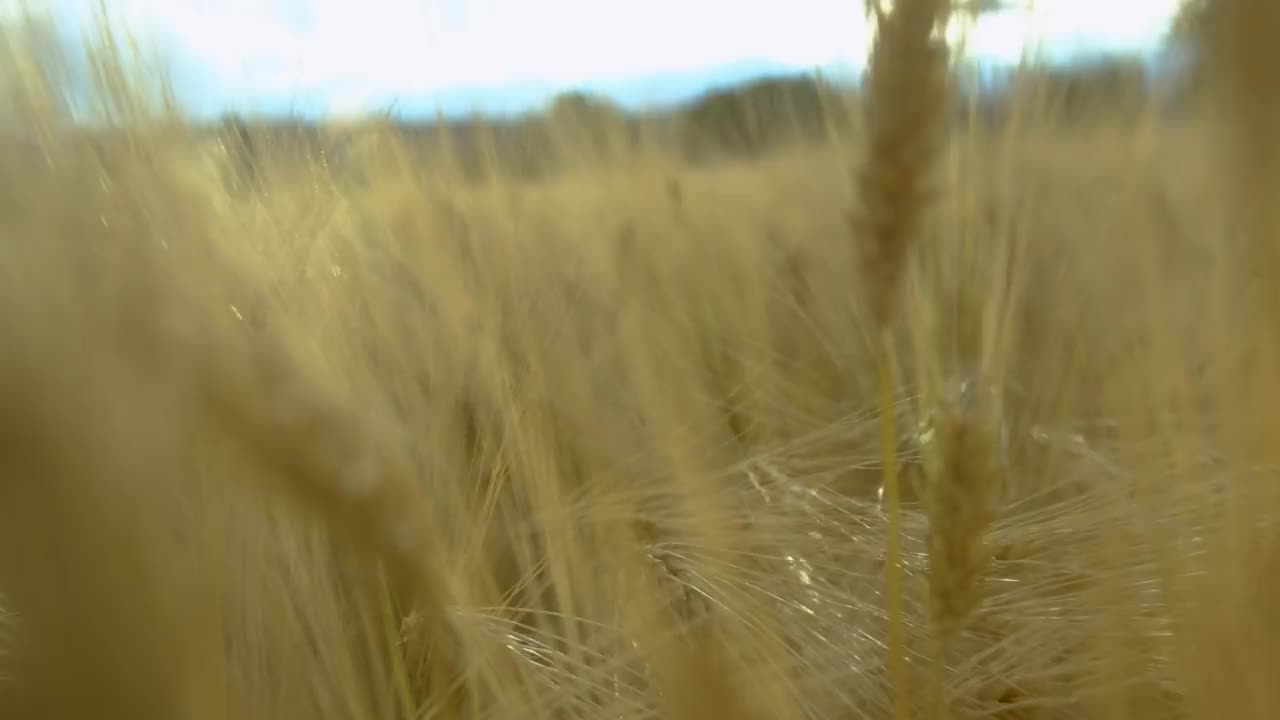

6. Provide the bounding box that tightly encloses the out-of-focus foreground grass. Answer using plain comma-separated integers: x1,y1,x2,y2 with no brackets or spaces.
1,3,1279,720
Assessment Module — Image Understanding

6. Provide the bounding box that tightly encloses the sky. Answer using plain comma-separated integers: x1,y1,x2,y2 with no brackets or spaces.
22,0,1184,118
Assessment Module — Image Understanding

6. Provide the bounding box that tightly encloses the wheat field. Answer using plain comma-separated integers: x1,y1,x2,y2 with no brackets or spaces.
0,2,1278,719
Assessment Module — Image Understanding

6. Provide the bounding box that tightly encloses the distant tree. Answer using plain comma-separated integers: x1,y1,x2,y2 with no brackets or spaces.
680,75,828,160
739,76,828,139
547,91,622,123
546,91,629,164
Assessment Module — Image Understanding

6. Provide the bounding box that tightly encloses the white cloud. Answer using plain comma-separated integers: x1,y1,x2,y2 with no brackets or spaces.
40,0,1184,112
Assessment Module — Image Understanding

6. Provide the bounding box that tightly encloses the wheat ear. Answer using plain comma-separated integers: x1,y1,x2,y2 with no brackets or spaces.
857,2,952,719
922,401,1002,720
624,522,766,720
195,335,464,718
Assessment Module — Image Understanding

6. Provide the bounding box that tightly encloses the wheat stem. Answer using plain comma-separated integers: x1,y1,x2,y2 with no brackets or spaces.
859,2,953,718
878,327,911,720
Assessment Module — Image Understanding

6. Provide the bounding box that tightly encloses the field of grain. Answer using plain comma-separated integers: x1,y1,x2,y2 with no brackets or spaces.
1,2,1278,719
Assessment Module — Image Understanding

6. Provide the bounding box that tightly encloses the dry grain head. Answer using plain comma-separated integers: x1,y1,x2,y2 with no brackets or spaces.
920,378,1004,643
857,0,953,327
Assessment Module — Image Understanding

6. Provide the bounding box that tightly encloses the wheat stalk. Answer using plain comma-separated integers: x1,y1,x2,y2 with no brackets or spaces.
856,2,953,719
1211,0,1280,469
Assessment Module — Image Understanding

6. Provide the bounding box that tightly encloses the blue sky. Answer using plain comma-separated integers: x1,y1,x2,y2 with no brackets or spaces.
23,0,1183,118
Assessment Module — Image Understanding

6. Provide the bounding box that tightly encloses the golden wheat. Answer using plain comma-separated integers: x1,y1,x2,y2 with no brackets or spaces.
920,386,1003,720
858,2,953,719
4,4,1280,720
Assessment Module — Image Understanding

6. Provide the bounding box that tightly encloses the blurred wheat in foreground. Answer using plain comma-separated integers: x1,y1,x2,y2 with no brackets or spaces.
1,2,1279,719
